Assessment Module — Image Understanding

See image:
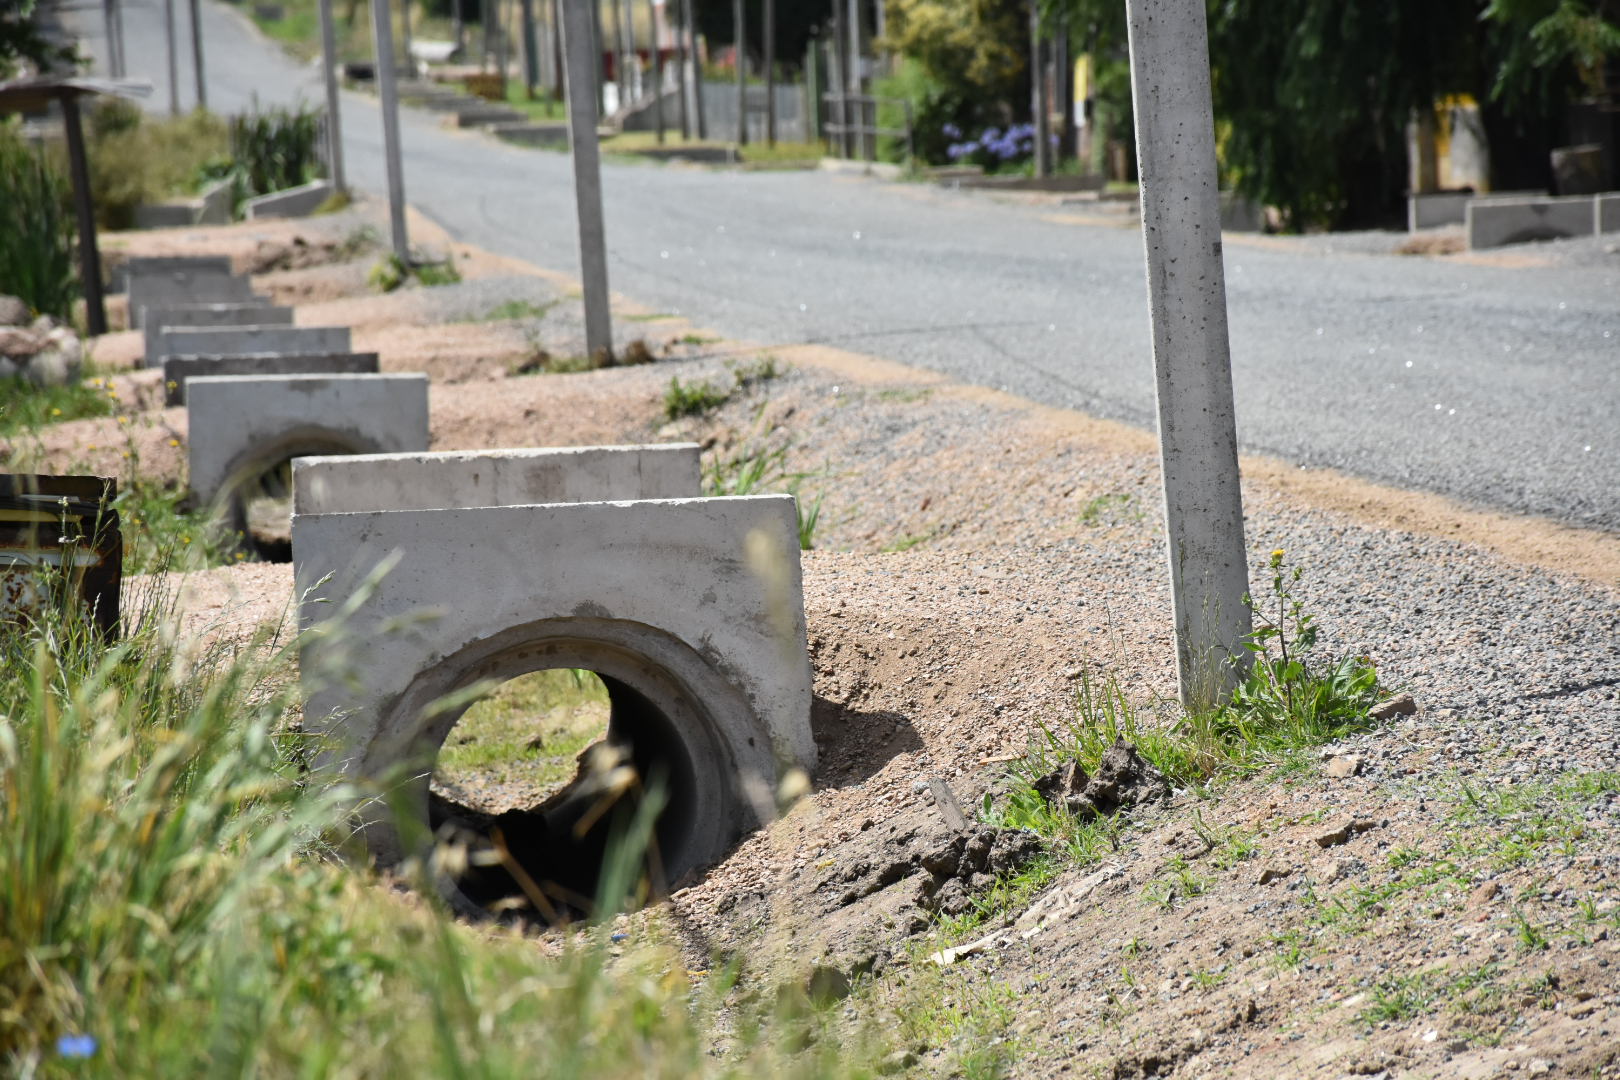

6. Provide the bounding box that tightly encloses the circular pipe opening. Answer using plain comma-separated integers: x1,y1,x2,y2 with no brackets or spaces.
376,627,751,923
218,430,369,561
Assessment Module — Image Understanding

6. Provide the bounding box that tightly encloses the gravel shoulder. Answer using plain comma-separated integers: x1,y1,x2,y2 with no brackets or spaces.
17,201,1618,1079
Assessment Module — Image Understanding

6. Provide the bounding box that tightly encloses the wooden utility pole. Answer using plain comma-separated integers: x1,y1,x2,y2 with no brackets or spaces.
846,0,861,157
733,0,746,145
561,0,613,360
370,0,411,263
612,0,631,111
189,0,207,110
1124,0,1251,707
763,0,775,146
318,0,347,192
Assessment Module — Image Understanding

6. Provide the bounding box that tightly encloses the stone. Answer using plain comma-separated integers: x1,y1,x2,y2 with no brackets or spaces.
1469,880,1500,907
1256,865,1292,886
927,776,969,832
1313,818,1379,848
1369,694,1418,722
0,295,28,326
1323,755,1362,778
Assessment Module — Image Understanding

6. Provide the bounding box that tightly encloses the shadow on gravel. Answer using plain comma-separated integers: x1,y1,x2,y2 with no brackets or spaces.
811,695,924,788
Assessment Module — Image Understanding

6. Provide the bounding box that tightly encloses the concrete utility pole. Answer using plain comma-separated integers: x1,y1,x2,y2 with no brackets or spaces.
646,0,665,142
401,0,415,78
733,0,746,145
318,0,347,192
1124,0,1251,707
683,0,705,137
188,0,207,110
763,0,775,146
561,0,613,360
846,0,862,158
1030,1,1050,177
520,0,539,96
674,0,690,137
612,0,631,110
551,0,565,101
103,0,123,78
164,0,179,114
370,0,411,263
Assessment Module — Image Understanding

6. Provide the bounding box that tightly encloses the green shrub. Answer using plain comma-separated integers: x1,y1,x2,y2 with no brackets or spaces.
229,104,325,197
81,104,230,229
0,123,78,319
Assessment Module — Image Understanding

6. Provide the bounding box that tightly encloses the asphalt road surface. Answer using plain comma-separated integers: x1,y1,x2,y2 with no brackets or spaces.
63,0,1620,530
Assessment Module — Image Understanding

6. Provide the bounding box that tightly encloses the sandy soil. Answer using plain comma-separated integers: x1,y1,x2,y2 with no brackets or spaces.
12,199,1618,1080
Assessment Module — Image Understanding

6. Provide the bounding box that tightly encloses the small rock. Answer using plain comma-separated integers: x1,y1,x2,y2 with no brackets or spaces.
805,964,852,1005
1313,818,1379,848
1469,880,1500,907
1368,694,1418,721
876,1050,919,1075
1527,1061,1552,1076
1256,865,1292,886
0,295,28,326
1324,755,1362,778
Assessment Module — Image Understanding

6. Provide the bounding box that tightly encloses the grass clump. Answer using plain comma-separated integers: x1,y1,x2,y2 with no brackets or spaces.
0,123,77,320
0,568,891,1077
369,253,463,293
79,100,231,229
991,550,1383,854
479,298,555,322
664,375,732,419
0,372,116,438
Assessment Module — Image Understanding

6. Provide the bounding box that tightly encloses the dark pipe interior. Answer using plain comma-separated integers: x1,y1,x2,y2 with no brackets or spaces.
428,674,699,922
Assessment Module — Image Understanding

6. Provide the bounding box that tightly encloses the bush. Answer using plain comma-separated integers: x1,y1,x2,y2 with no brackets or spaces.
81,103,230,229
229,104,325,198
0,123,78,320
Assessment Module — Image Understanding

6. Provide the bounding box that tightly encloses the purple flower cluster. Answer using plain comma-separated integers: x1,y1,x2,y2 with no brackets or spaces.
943,122,1058,167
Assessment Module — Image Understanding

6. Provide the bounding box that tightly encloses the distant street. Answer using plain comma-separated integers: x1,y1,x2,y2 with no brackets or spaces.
63,0,1620,530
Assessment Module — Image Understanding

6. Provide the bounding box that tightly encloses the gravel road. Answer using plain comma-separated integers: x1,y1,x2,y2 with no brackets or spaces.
57,0,1620,530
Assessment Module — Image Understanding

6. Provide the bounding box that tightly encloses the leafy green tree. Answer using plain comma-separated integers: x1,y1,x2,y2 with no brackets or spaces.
1,0,77,78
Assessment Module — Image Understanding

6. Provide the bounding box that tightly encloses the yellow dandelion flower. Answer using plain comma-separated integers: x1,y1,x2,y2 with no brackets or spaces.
50,407,62,416
1271,548,1285,559
168,438,180,448
121,451,130,459
181,536,191,544
86,443,97,450
117,416,128,424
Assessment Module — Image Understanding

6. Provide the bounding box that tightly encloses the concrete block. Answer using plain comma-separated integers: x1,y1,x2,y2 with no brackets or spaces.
187,373,428,513
162,351,380,405
1597,193,1620,235
126,269,256,328
244,178,338,220
1408,189,1545,231
153,325,351,368
292,444,701,515
130,177,234,229
445,105,528,128
119,255,233,285
142,303,293,366
1467,195,1597,249
292,491,813,911
196,177,234,225
489,122,570,149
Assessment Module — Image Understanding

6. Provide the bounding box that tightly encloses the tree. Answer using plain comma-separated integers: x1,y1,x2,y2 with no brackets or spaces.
1,0,78,79
690,0,834,71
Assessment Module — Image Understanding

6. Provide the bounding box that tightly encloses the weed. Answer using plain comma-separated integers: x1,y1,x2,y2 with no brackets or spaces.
678,333,718,346
881,528,941,553
229,104,324,198
703,440,826,551
1141,855,1211,910
625,312,676,322
1360,972,1438,1024
1387,845,1424,870
1512,909,1549,952
729,356,781,388
663,376,731,419
1189,967,1226,990
0,372,116,438
479,298,555,322
369,254,462,293
1078,493,1142,528
1271,930,1308,970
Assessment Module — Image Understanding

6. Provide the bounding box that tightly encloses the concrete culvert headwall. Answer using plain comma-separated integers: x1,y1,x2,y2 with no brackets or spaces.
292,451,814,920
187,374,430,559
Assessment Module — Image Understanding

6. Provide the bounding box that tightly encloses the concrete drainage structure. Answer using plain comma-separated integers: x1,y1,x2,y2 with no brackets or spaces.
150,325,352,369
186,373,429,531
290,446,814,916
163,351,380,405
142,303,294,366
